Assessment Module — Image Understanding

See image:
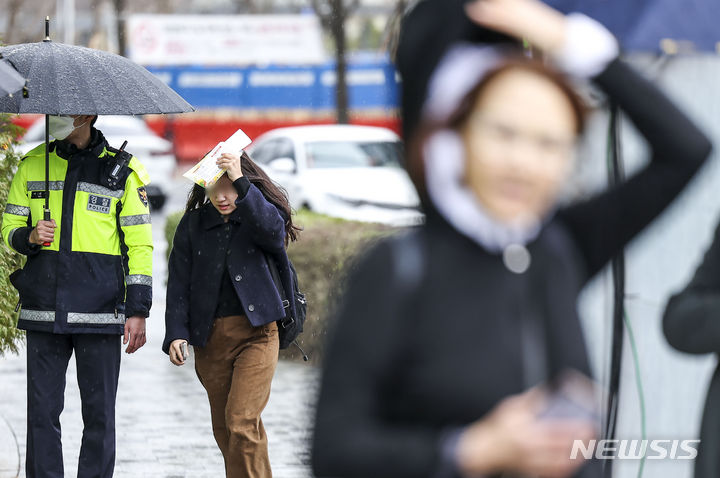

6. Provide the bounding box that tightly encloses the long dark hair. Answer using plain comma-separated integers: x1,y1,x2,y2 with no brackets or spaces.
185,150,301,244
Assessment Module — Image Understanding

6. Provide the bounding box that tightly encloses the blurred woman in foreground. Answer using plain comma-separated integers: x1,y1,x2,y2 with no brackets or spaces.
312,0,712,477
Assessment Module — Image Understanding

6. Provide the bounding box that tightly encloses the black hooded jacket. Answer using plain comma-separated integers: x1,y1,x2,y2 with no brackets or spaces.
312,42,713,478
663,221,720,478
396,0,515,141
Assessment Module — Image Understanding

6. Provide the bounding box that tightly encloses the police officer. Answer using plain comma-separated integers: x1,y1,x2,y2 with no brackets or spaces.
2,114,153,478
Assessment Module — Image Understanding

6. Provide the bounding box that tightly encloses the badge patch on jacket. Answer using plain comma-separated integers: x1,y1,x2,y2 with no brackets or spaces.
31,191,47,199
137,187,148,208
87,194,111,214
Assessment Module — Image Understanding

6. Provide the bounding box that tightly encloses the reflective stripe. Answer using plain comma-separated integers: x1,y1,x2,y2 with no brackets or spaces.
19,310,125,325
27,181,64,191
20,309,55,322
8,228,18,246
126,274,152,286
5,203,30,216
119,214,152,227
77,182,124,198
67,312,125,325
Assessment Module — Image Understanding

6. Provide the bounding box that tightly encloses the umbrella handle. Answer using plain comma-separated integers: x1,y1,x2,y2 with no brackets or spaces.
42,208,51,247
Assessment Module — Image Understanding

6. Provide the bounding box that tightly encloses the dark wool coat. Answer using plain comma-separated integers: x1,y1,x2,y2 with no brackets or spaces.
163,177,294,353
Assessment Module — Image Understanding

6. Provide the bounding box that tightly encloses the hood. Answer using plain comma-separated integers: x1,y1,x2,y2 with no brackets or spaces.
414,15,618,253
395,0,516,141
423,130,543,253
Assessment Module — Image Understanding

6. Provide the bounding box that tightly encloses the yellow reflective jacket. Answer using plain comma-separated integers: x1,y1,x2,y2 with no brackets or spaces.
1,129,153,334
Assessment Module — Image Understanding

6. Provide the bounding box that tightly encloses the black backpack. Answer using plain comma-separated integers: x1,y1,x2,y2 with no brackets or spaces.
266,255,308,359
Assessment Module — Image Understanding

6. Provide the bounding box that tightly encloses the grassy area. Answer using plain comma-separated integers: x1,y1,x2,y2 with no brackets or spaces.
284,210,396,363
164,211,184,261
165,208,399,364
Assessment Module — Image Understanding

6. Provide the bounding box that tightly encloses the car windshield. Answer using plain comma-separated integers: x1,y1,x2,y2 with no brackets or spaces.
98,125,150,136
304,141,402,169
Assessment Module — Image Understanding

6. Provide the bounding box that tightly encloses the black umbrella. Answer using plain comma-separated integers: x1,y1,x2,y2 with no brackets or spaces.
0,56,25,98
0,18,194,243
0,26,192,114
0,41,193,114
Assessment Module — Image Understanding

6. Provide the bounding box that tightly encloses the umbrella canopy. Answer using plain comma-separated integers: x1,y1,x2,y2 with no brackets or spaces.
545,0,720,52
0,58,25,97
0,41,193,115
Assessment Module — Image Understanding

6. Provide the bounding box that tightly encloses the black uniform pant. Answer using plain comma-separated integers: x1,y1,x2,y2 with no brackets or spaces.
25,331,121,478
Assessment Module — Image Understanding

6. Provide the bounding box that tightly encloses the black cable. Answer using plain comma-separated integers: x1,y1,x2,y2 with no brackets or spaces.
603,101,625,478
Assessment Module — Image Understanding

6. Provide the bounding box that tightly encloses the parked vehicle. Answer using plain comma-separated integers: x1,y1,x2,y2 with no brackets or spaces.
247,125,422,226
18,115,176,210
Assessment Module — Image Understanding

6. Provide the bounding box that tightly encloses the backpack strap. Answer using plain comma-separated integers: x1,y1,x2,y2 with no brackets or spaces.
391,229,425,296
517,268,550,389
265,253,291,310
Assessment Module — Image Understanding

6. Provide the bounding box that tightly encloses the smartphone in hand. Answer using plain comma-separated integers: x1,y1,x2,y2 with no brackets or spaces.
180,342,189,361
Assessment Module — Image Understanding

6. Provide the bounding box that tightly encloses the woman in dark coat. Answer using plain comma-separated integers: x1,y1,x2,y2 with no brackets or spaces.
311,0,713,477
663,222,720,478
163,150,300,478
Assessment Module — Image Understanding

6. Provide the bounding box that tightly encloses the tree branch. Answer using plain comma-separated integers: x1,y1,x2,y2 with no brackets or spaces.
311,0,332,30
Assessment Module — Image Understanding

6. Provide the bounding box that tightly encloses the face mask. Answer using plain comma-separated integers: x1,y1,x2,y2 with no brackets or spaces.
48,115,87,140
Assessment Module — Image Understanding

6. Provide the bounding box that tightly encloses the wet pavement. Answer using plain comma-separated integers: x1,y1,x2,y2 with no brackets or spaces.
0,178,320,478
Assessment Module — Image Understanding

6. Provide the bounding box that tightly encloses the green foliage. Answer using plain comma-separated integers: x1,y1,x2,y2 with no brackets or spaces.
164,208,397,363
0,114,25,355
282,210,395,363
165,210,184,261
350,18,385,51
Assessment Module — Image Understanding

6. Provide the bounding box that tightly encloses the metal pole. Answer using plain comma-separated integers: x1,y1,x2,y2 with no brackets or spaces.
43,114,51,247
63,0,75,44
44,114,50,216
55,0,62,41
43,17,52,247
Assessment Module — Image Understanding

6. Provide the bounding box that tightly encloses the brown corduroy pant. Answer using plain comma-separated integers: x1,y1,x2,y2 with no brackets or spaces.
194,315,279,478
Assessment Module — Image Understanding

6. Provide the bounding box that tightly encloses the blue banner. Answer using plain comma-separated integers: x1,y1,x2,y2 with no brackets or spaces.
147,60,400,111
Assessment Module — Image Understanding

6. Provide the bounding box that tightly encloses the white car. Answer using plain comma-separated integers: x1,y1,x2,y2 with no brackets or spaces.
18,115,176,210
247,125,423,226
